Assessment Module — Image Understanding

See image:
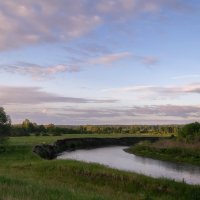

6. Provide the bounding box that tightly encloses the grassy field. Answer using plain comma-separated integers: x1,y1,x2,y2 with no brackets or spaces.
0,135,200,200
9,133,163,145
126,139,200,166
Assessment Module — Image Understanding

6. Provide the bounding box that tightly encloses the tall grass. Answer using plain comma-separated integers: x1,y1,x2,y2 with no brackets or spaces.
0,135,199,200
127,139,200,166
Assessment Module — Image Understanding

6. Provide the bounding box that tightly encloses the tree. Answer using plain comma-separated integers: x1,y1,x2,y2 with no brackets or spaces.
22,119,34,133
38,125,46,133
0,107,11,150
46,123,55,133
178,122,200,141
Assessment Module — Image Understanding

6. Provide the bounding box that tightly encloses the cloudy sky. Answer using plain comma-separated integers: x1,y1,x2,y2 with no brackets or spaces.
0,0,200,125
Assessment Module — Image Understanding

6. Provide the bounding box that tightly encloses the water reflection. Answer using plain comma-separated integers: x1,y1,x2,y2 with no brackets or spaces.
57,146,200,185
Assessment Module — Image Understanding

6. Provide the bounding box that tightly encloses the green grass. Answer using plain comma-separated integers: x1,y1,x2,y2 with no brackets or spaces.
9,134,149,146
0,135,200,200
126,139,200,166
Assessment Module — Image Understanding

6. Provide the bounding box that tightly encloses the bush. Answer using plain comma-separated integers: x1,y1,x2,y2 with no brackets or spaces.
0,137,8,152
52,132,62,136
41,132,49,136
178,122,200,142
0,107,11,151
35,132,41,136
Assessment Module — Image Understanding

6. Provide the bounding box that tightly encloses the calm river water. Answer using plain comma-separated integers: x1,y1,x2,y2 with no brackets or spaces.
57,146,200,185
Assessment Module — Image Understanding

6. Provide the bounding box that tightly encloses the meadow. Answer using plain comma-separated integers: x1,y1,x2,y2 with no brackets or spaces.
0,134,199,200
126,139,200,166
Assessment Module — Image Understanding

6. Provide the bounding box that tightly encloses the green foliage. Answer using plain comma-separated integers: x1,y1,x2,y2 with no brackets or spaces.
77,125,181,135
11,121,183,137
22,119,36,133
41,132,50,136
35,132,41,136
0,136,200,200
127,139,200,166
0,136,9,152
11,120,81,136
0,107,11,151
178,122,200,142
0,107,11,136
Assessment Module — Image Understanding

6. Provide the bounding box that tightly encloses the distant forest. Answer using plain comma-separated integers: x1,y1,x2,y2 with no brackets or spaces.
10,119,182,136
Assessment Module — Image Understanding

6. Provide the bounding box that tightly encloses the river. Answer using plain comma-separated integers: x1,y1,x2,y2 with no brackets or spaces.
57,146,200,185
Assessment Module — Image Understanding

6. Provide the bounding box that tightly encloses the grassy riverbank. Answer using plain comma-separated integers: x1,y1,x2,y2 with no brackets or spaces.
9,133,159,145
126,139,200,166
0,135,200,200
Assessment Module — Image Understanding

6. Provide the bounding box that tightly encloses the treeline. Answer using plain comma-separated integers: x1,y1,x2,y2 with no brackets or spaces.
1,106,198,139
10,119,80,136
79,125,182,135
10,119,183,136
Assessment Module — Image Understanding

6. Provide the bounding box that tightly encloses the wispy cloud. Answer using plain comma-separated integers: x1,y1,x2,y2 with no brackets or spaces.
89,52,131,65
7,104,200,125
96,0,190,20
0,0,191,51
1,63,80,80
103,83,200,99
139,56,158,65
57,105,200,119
89,52,158,65
0,86,117,105
0,1,102,51
0,52,158,79
130,105,200,118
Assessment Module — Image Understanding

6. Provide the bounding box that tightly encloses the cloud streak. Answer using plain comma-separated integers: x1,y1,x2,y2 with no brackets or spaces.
130,105,200,118
1,63,80,80
103,83,200,99
56,105,200,119
0,86,117,105
89,52,131,65
0,52,158,80
7,104,200,125
96,0,190,20
89,52,158,65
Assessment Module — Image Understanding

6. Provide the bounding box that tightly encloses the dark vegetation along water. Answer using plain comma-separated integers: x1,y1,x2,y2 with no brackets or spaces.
57,146,200,185
33,136,162,159
127,122,200,166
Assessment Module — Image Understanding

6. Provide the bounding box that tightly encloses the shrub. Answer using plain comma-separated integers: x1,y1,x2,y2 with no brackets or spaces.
0,107,11,151
178,122,200,142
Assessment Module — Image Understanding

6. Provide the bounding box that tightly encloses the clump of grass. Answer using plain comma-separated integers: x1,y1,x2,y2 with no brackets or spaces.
126,139,200,166
2,157,200,200
152,139,200,150
0,175,107,200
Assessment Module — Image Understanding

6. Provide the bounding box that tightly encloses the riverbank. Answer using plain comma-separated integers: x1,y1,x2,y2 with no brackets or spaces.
0,135,200,200
58,146,200,185
33,136,163,159
126,139,200,166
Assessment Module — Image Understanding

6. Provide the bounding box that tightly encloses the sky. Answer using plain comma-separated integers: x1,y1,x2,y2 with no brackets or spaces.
0,0,200,125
